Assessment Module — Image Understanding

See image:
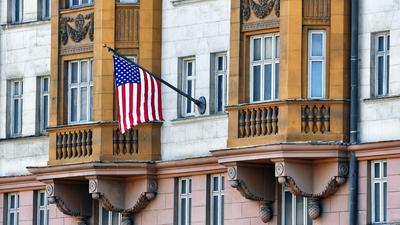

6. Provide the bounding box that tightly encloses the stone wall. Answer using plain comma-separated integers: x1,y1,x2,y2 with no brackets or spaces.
160,0,230,160
358,0,400,142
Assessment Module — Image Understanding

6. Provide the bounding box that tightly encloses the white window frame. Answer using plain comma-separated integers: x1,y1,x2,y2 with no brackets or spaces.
250,33,280,103
213,53,227,114
99,206,121,225
68,59,93,124
371,160,387,223
7,193,19,225
181,58,196,117
178,177,192,225
210,174,224,225
42,0,51,19
307,30,326,99
282,187,311,225
11,0,23,23
374,33,390,97
10,80,23,136
39,76,50,133
37,190,49,225
69,0,93,8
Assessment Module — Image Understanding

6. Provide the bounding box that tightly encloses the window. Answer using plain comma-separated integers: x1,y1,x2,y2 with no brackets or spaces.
37,190,49,225
282,188,312,225
119,0,138,3
250,34,280,102
374,33,390,97
10,80,23,136
211,53,227,114
11,0,23,23
7,193,19,225
99,207,121,225
308,31,326,99
42,0,51,19
178,177,192,225
39,77,50,133
371,160,387,223
210,174,224,225
68,59,93,123
69,0,93,8
180,58,195,117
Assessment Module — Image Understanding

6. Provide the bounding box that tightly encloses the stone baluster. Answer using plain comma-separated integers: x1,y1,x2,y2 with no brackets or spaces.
251,109,256,136
245,109,251,137
82,131,88,156
87,130,92,156
77,131,83,157
255,108,261,136
261,108,268,135
272,107,278,134
239,110,246,138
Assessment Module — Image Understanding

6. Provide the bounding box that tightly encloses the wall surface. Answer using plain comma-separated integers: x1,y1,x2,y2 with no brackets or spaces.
358,0,400,142
160,0,230,160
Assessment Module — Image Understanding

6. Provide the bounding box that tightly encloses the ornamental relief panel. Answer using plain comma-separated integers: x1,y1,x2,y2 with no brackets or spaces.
241,0,280,32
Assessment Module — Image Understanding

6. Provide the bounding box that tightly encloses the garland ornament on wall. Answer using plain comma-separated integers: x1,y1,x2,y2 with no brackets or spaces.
60,13,94,45
242,0,280,20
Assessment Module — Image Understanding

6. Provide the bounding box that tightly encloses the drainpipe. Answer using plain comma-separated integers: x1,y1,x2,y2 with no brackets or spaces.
349,0,359,224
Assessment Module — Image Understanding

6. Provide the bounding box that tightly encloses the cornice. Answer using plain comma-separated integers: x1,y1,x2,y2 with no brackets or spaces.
0,175,45,192
156,157,226,178
349,140,400,160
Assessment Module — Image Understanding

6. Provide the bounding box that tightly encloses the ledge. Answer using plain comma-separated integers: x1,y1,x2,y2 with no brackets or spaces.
363,94,400,103
170,0,214,6
0,20,50,29
169,113,227,125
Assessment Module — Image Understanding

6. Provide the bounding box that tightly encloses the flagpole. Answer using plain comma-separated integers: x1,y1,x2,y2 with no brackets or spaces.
103,44,207,115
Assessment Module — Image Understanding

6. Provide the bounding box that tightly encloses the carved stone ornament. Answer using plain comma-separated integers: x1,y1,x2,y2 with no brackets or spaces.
89,180,98,193
92,191,156,214
307,198,321,220
46,184,54,196
259,202,273,223
47,196,89,225
241,0,280,21
60,13,94,45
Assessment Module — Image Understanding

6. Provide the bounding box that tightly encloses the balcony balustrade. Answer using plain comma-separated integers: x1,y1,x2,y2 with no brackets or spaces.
227,100,348,148
48,122,161,165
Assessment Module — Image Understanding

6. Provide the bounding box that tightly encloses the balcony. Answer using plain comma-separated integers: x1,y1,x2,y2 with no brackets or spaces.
227,100,349,148
48,122,161,165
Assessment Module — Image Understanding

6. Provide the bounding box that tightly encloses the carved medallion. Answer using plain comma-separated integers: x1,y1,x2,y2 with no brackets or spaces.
59,13,94,45
275,162,285,176
46,184,54,196
241,0,280,21
147,179,158,193
227,167,237,180
89,180,98,193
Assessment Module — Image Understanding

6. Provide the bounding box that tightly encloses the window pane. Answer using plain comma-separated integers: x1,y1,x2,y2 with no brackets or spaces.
284,192,293,225
253,39,261,61
374,163,380,178
39,192,45,206
13,100,20,134
221,176,225,191
218,56,224,71
112,212,119,225
384,182,387,222
189,179,192,193
101,208,109,225
189,198,192,224
310,61,323,98
213,176,219,191
374,183,380,222
13,82,19,95
10,212,14,225
383,162,387,177
80,87,88,121
221,195,224,225
71,63,78,83
45,0,50,17
377,56,384,95
187,62,193,77
217,75,223,112
15,0,20,21
43,96,49,129
213,196,219,225
72,0,79,5
264,64,272,100
252,65,261,102
82,0,89,4
275,36,280,58
378,36,384,51
90,86,93,121
70,88,78,122
181,198,186,225
296,197,304,225
387,35,390,51
10,195,15,208
311,33,323,56
90,60,94,81
181,180,186,194
265,37,272,59
43,78,49,92
386,55,390,92
81,61,88,82
186,81,192,114
40,210,45,225
275,63,279,99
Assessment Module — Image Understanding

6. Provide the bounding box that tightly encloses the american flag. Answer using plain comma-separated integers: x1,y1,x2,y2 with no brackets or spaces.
113,55,163,133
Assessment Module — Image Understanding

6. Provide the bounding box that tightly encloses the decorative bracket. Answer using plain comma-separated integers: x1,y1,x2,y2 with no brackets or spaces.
275,160,349,219
227,164,275,223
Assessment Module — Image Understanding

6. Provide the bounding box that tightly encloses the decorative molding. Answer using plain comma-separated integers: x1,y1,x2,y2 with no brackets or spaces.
307,198,321,220
60,43,93,55
241,0,280,21
229,179,265,201
92,191,156,214
259,202,273,223
303,0,330,24
242,18,280,32
60,12,94,46
48,196,88,222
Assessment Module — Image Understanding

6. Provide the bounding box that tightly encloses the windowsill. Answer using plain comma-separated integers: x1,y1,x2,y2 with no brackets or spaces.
170,113,228,124
170,0,214,6
0,134,49,142
363,94,400,103
1,20,50,29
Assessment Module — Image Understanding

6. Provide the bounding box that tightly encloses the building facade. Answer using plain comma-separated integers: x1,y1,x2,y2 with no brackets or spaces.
0,0,399,225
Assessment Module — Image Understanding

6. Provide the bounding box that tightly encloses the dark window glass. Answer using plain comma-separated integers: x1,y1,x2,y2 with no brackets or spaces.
252,65,261,102
264,64,272,100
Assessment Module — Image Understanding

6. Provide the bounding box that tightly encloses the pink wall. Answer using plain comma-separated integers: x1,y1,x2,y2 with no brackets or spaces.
0,193,4,225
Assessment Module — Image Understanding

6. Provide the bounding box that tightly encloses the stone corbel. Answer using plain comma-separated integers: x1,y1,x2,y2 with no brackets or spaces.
88,176,158,225
45,180,92,225
227,163,275,223
274,159,349,219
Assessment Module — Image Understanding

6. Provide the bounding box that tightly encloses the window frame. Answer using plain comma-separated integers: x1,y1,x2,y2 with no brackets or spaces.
7,193,19,225
178,177,192,225
99,206,121,225
212,53,228,114
69,0,93,8
249,33,280,103
11,0,23,23
307,30,326,99
67,59,94,124
210,174,225,225
41,0,51,19
371,160,387,223
180,58,196,117
10,80,23,136
39,76,50,134
36,190,49,225
374,32,390,97
281,187,311,225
